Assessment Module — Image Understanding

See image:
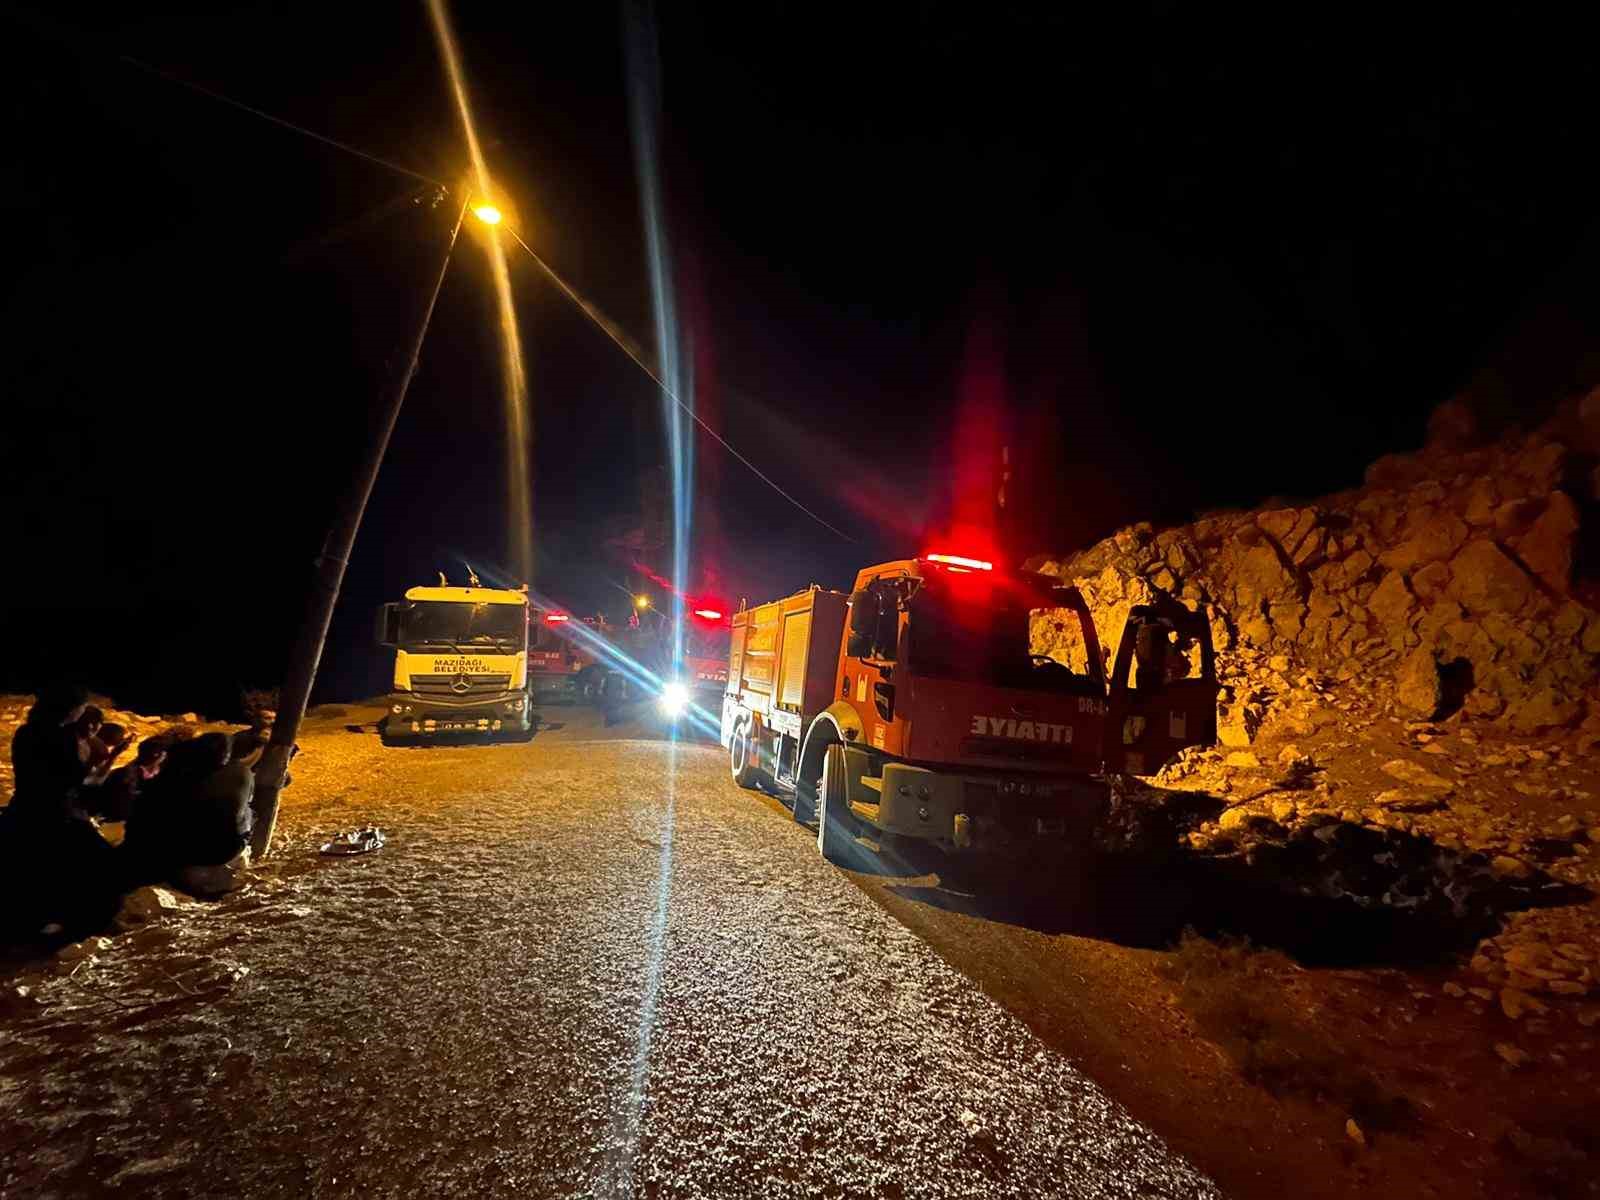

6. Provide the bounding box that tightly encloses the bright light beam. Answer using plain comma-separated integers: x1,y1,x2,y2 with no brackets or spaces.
427,0,533,584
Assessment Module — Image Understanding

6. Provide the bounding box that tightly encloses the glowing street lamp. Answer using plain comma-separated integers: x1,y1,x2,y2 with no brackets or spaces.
472,203,503,226
634,594,651,610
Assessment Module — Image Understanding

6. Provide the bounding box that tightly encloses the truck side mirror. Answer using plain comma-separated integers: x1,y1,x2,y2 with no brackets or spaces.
847,589,874,658
376,602,402,648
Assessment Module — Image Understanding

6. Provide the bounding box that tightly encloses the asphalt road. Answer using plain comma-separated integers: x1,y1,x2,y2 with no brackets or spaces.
1,706,1216,1199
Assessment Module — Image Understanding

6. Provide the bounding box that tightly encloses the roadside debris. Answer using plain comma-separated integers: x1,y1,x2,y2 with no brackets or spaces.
319,827,385,857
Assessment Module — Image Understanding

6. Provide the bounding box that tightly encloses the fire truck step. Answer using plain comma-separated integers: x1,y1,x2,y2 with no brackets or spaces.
847,799,881,824
858,776,883,793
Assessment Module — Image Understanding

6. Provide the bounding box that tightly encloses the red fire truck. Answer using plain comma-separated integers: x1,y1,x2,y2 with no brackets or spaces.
600,603,731,735
527,610,609,704
721,553,1216,862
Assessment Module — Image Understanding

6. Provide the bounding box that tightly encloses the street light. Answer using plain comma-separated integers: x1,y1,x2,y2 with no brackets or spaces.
473,203,503,225
634,594,651,609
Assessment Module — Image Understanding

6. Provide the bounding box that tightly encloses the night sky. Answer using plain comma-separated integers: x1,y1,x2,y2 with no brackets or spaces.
4,3,1598,714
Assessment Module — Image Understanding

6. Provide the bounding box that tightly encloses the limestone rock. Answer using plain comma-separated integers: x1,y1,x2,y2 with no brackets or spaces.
1446,540,1535,615
1499,987,1546,1019
1503,690,1582,735
1380,508,1469,571
1368,570,1418,629
1381,759,1453,793
1511,491,1580,593
1494,1042,1531,1067
1395,647,1442,718
1232,542,1300,605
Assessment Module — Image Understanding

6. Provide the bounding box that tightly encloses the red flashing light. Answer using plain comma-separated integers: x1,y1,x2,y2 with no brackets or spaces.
544,612,571,624
924,553,993,572
692,608,724,621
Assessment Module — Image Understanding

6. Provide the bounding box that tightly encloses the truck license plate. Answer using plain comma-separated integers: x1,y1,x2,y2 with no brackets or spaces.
1035,817,1067,836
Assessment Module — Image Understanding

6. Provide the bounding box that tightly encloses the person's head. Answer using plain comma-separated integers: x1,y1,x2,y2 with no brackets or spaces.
193,732,232,772
97,721,127,748
30,683,89,727
75,706,105,738
229,731,264,765
135,738,167,773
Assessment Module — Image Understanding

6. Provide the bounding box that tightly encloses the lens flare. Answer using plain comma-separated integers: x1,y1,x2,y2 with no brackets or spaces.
426,0,533,584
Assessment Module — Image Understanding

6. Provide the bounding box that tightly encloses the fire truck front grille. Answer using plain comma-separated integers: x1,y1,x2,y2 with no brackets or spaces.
411,673,513,699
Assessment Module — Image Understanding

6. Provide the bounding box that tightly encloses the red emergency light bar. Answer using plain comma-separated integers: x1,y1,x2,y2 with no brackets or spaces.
543,612,571,624
692,608,724,621
923,553,993,572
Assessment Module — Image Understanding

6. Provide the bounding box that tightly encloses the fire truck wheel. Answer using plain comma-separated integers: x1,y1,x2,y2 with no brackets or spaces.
816,743,852,864
730,723,760,788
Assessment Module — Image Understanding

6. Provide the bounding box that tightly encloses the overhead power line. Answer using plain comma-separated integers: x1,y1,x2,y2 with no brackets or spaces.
502,227,855,542
14,8,854,542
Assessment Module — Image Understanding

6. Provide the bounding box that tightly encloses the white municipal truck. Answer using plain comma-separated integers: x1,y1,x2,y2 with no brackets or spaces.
376,581,536,743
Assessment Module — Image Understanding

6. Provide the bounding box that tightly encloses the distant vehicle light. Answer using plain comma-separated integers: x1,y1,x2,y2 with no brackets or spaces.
544,612,571,623
692,608,723,620
658,681,690,718
924,553,993,571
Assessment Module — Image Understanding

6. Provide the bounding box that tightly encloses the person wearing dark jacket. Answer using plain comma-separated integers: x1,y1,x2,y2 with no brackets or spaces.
1,684,123,939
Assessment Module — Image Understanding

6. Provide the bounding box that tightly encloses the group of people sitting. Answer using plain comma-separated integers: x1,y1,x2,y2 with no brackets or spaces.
1,684,271,942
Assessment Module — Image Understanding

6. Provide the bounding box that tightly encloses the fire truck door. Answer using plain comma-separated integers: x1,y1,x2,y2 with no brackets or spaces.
1105,603,1218,775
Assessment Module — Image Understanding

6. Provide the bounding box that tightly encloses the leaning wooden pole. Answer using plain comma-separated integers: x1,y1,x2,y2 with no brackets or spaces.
251,197,467,859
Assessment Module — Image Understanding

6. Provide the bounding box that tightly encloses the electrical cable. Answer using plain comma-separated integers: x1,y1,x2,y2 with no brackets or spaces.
503,226,856,542
116,53,448,189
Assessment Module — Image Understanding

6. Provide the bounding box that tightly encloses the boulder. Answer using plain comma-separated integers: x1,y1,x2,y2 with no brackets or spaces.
1503,690,1582,735
1446,540,1535,614
1510,491,1580,594
1232,542,1301,605
1395,647,1443,718
1368,570,1418,629
1380,508,1469,571
1381,759,1454,793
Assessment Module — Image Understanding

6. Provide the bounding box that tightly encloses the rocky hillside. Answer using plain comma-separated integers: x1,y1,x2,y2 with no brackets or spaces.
1034,394,1600,740
1031,393,1600,1011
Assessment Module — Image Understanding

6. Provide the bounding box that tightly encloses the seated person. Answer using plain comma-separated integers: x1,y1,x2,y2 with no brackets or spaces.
91,738,168,824
172,733,256,898
123,730,220,885
87,721,132,782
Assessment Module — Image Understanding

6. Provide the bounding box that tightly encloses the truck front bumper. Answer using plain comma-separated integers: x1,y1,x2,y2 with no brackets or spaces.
386,692,532,736
873,762,1106,852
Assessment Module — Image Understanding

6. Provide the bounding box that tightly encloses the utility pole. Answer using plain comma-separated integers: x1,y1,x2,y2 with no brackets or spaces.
251,197,468,858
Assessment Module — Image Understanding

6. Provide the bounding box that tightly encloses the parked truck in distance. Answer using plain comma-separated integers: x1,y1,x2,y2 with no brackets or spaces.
721,553,1216,862
376,583,536,743
528,610,610,705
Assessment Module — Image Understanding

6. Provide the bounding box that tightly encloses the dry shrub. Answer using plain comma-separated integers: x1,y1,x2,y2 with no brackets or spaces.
1161,929,1417,1135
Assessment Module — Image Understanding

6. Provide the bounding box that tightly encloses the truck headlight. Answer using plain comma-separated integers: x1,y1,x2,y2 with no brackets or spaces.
658,681,690,718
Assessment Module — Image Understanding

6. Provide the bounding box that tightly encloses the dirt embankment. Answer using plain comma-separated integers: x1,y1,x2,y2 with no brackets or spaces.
1017,392,1600,1195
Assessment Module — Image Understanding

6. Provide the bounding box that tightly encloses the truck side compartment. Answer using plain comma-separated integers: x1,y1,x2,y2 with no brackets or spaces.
721,586,848,793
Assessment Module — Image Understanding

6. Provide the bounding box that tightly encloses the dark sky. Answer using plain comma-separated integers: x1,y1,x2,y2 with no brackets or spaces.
4,2,1598,711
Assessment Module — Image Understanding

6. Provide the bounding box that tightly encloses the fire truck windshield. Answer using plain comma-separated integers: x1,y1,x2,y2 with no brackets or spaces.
684,624,730,661
907,577,1100,695
398,601,526,651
